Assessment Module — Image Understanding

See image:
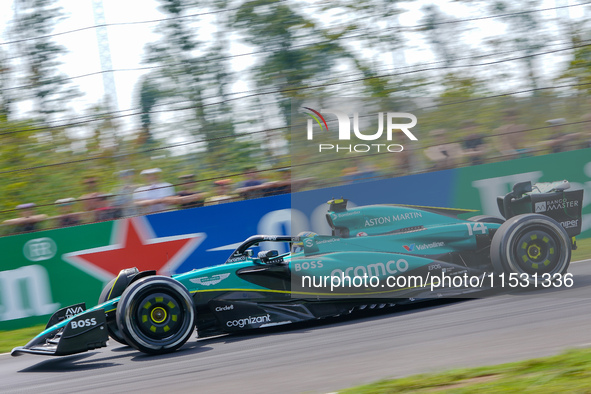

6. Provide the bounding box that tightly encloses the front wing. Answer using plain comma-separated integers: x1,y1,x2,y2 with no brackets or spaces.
11,306,108,357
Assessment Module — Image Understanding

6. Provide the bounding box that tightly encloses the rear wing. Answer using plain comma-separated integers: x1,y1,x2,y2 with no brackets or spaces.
497,180,583,237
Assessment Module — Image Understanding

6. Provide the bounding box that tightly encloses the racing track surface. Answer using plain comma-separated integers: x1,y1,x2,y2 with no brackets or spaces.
2,259,591,394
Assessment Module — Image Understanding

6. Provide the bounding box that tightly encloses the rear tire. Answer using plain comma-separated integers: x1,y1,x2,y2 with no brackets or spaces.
490,214,571,283
116,276,195,355
468,215,504,224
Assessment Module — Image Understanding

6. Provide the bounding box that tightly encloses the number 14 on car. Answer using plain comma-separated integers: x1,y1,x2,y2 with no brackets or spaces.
465,222,487,235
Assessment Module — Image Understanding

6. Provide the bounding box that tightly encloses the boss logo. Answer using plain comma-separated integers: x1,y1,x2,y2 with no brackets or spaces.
71,318,97,329
294,261,323,271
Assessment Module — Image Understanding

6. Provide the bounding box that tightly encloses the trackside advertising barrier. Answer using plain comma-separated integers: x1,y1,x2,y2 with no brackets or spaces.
1,148,589,330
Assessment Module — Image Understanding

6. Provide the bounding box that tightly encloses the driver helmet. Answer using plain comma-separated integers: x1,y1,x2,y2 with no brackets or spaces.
292,231,317,253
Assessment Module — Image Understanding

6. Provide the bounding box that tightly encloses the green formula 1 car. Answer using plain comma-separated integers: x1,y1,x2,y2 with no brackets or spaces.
12,180,583,356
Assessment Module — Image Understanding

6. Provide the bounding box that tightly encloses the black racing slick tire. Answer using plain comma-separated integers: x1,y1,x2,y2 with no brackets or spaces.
98,277,128,345
116,276,195,355
468,215,505,224
490,214,571,282
98,267,144,345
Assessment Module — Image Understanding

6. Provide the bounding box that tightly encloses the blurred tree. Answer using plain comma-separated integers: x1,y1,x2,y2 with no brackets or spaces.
233,0,353,126
0,117,45,221
0,49,13,118
142,0,202,126
324,0,436,99
418,4,492,100
196,2,240,159
326,0,404,55
558,26,591,95
141,0,239,162
137,75,163,145
440,72,484,98
487,0,550,93
10,0,80,123
420,4,462,68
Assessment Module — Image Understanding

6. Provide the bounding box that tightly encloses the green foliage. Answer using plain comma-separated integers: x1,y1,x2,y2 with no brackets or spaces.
234,0,354,123
11,0,81,121
440,72,484,98
0,49,12,118
420,4,462,68
140,0,244,163
558,32,591,94
138,76,164,144
485,0,548,92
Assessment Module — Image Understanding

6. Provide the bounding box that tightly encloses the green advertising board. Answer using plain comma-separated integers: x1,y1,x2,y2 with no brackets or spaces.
0,222,114,330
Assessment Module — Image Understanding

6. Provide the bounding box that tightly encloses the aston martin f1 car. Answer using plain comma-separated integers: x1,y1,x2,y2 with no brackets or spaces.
12,180,583,357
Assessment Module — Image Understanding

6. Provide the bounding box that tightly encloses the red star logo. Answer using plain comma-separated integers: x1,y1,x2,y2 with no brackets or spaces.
64,217,205,281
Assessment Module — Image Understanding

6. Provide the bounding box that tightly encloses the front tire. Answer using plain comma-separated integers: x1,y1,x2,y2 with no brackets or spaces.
98,277,128,345
116,276,195,355
490,214,571,283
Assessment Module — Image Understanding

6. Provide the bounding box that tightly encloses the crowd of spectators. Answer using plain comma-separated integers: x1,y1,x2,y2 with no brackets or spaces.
2,203,48,234
2,111,590,236
1,166,302,236
419,113,590,172
327,112,591,185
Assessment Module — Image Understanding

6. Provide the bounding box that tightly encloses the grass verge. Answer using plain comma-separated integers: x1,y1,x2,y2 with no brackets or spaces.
340,347,591,393
0,324,45,354
572,236,591,262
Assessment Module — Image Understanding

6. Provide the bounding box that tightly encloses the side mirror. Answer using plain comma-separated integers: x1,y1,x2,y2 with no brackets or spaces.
501,181,533,219
258,250,280,264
